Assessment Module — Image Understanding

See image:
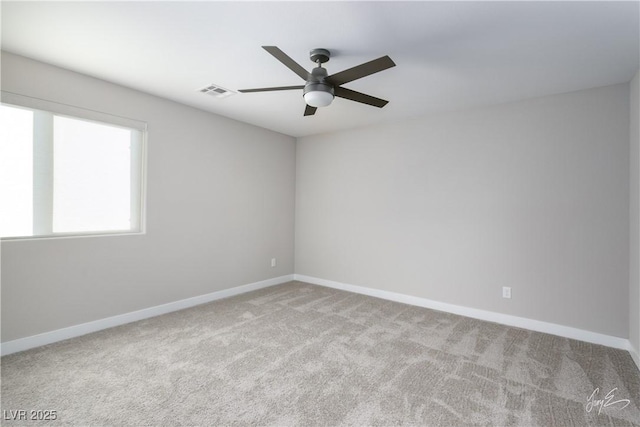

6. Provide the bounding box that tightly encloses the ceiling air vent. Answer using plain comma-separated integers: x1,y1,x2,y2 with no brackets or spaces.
198,84,237,99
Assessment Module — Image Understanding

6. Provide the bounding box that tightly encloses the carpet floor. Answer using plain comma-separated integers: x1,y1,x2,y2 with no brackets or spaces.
1,281,639,426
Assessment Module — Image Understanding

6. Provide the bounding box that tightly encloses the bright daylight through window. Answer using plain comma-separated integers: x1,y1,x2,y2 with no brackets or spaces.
0,94,146,239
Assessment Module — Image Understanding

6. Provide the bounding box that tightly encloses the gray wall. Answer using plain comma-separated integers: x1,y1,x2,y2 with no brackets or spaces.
296,84,630,338
0,52,296,342
2,51,634,348
631,69,640,359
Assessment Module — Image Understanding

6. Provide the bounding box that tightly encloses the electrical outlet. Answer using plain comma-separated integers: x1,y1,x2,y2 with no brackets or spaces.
271,258,276,268
502,286,511,299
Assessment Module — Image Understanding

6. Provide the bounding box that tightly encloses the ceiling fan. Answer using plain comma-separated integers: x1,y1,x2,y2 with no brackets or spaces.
238,46,396,116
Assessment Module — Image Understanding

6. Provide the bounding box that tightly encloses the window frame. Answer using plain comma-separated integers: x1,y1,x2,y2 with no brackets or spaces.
0,91,148,241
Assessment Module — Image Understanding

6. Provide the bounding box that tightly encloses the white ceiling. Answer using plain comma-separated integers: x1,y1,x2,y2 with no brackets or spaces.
2,1,639,138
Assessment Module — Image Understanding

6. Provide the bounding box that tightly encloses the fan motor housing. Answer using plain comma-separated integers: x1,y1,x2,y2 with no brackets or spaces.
310,66,329,82
303,82,334,97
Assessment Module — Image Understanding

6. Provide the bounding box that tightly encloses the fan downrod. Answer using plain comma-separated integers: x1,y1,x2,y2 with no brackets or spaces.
309,48,330,65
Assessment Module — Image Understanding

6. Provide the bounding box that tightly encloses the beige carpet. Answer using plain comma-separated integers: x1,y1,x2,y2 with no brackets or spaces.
1,281,639,426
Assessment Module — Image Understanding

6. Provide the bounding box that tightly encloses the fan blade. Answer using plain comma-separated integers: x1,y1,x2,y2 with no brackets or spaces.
334,87,389,108
304,104,317,116
262,46,310,81
327,56,396,86
238,85,304,93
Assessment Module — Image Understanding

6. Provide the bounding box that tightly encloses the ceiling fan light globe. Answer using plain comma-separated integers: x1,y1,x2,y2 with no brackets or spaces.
304,91,334,108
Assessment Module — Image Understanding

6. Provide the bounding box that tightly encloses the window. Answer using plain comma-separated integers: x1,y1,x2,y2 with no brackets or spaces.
0,92,146,239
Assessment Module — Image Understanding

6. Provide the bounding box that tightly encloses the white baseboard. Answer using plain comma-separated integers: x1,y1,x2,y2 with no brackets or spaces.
294,274,633,353
0,274,294,356
4,273,638,369
630,344,640,372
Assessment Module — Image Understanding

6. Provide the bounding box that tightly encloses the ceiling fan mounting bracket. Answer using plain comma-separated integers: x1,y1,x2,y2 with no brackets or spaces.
309,48,330,65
